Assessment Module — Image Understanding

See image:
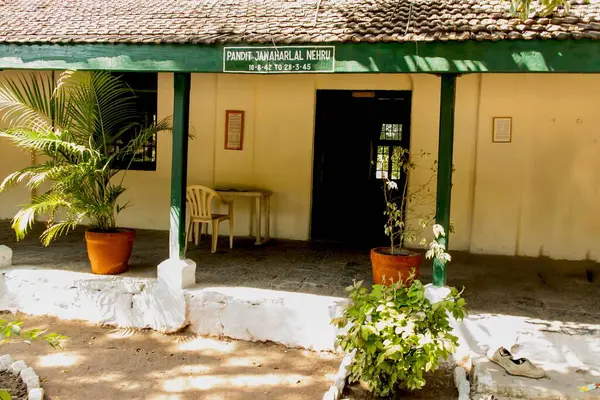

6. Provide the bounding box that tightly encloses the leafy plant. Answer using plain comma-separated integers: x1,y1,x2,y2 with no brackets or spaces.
0,319,67,400
0,71,172,245
508,0,570,19
381,147,439,255
332,277,465,398
425,224,452,264
0,319,67,349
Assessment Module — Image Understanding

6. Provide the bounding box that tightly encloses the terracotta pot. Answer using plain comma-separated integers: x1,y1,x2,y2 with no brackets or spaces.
370,247,422,286
85,229,135,275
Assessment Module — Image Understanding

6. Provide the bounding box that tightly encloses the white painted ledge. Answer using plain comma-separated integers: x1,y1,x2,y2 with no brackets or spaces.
186,286,349,351
424,283,473,369
0,245,12,268
0,266,349,350
0,267,187,333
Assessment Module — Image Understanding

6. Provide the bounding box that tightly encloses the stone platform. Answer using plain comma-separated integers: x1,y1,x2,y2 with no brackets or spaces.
0,265,348,351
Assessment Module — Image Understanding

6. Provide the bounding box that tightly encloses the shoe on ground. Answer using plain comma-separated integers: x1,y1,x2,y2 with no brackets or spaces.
489,347,546,379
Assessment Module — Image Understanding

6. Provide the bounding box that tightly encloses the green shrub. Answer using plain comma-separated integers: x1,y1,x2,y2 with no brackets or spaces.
332,279,466,398
0,319,67,400
0,319,67,348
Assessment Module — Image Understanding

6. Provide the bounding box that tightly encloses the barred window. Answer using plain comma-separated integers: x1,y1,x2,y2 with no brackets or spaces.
375,123,404,180
111,72,158,171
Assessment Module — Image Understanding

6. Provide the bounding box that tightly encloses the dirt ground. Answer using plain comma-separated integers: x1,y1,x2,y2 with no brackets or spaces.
340,366,458,400
0,315,341,400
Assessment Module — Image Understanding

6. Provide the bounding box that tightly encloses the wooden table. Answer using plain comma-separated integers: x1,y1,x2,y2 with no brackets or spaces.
216,189,272,245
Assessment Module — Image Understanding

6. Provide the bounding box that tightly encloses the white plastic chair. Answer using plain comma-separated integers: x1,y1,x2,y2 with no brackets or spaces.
186,185,233,253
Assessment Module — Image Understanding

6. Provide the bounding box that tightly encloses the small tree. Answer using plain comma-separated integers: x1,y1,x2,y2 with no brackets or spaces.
381,147,438,254
333,225,465,398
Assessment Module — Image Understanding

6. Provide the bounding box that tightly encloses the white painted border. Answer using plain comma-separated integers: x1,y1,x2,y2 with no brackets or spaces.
0,354,44,400
322,351,354,400
223,45,336,74
454,366,471,400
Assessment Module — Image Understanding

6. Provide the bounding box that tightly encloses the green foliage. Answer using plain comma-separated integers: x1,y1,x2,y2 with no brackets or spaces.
425,224,451,264
382,147,438,254
508,0,570,19
332,279,466,398
0,71,172,244
0,320,67,400
0,319,68,349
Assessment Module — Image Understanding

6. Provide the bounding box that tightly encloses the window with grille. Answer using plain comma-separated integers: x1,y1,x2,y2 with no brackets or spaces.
111,72,158,171
380,123,402,141
375,123,404,180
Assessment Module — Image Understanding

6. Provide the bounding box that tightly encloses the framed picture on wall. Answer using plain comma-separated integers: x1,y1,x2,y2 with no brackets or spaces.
492,117,512,143
225,110,245,150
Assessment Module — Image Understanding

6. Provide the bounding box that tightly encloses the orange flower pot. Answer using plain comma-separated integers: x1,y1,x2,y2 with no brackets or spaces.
370,248,422,286
85,229,135,275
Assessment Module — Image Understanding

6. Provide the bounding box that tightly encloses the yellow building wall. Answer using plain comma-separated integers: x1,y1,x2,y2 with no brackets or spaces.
117,73,473,244
470,74,600,261
1,70,600,261
0,71,50,221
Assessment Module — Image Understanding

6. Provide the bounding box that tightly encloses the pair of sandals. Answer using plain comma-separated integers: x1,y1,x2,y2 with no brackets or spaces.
489,347,546,379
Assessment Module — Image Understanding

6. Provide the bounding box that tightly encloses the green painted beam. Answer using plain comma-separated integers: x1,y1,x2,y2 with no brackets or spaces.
433,73,457,288
169,72,191,260
1,40,600,73
0,44,221,72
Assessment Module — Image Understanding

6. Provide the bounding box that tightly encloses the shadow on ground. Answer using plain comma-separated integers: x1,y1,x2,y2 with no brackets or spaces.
2,314,340,400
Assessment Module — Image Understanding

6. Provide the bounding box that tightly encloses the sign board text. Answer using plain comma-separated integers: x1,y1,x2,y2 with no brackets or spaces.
223,46,335,73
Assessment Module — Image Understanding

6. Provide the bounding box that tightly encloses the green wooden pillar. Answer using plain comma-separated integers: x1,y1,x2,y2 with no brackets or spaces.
433,74,457,287
169,73,191,260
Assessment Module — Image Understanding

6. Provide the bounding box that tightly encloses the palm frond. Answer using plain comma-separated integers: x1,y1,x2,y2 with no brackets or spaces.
0,161,62,192
40,220,81,246
0,70,173,244
0,129,97,161
11,191,70,241
115,116,172,163
64,71,138,150
0,73,56,133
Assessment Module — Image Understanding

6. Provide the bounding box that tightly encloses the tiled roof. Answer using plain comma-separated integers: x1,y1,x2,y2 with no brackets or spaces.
1,0,600,44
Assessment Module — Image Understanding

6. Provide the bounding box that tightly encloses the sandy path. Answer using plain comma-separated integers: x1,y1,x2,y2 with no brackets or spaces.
1,315,341,400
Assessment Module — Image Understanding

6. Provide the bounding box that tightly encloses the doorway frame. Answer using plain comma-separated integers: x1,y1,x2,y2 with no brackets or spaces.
309,89,413,243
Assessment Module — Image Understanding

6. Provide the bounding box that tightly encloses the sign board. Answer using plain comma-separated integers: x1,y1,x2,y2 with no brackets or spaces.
223,46,335,73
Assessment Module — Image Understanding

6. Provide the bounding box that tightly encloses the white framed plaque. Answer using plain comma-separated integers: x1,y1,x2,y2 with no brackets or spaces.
493,117,512,143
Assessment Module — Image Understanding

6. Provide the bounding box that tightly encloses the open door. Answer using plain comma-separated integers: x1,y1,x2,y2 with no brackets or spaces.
311,90,412,247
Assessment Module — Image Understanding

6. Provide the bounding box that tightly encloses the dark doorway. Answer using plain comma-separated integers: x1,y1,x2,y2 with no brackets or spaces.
311,90,412,247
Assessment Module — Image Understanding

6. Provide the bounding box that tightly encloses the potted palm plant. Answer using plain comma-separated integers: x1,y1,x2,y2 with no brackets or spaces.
371,147,438,285
0,71,171,274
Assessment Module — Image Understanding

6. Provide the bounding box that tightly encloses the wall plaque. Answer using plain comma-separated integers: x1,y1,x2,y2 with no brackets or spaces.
225,110,244,150
493,117,512,143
